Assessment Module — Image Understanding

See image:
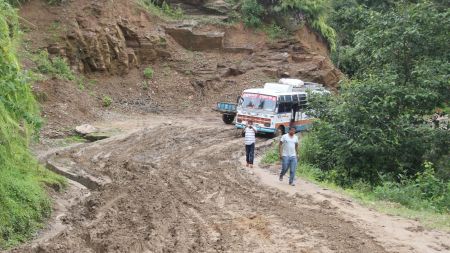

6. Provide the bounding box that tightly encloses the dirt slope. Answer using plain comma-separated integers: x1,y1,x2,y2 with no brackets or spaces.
10,114,386,253
19,0,341,137
254,159,450,253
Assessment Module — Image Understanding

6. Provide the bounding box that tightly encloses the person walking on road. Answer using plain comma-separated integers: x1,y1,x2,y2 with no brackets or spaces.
244,121,257,168
279,127,299,186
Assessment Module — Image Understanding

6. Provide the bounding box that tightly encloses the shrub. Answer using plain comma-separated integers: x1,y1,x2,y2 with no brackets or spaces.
141,80,149,90
51,57,75,80
263,23,286,41
161,2,183,19
32,50,75,80
143,67,154,79
241,0,264,27
138,0,184,20
102,95,112,107
373,163,450,212
261,143,279,164
273,0,336,49
304,2,450,187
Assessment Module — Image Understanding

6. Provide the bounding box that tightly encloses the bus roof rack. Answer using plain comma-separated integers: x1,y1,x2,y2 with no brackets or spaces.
264,82,293,92
279,78,304,87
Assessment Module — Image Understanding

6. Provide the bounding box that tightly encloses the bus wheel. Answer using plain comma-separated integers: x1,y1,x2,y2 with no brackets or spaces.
222,114,235,124
274,126,284,138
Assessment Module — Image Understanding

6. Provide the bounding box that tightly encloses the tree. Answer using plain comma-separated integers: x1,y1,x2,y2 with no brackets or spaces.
305,1,450,186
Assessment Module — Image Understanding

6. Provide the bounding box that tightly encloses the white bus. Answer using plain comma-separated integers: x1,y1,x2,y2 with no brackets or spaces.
235,79,328,136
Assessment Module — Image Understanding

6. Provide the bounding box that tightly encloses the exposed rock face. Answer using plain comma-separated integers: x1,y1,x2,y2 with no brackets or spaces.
27,0,340,89
165,22,224,51
64,18,169,75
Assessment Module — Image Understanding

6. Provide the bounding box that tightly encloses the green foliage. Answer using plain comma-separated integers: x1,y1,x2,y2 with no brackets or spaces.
64,135,87,144
262,23,286,41
161,1,183,19
102,95,112,107
277,0,330,18
31,50,75,81
241,0,264,27
138,0,184,20
304,1,449,188
331,1,450,78
141,80,149,90
143,67,154,79
274,0,336,49
309,15,336,50
234,0,336,48
352,3,450,83
261,143,279,164
303,2,449,211
306,77,449,186
46,0,64,5
0,0,66,248
373,163,450,212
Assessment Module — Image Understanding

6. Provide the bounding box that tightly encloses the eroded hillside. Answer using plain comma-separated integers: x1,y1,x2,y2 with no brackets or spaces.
19,0,340,136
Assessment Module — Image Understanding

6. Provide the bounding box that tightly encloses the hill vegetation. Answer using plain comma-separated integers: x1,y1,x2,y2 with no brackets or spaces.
0,0,65,249
230,0,336,49
301,0,449,213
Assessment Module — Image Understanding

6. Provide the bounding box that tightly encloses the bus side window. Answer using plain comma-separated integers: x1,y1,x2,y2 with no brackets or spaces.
278,103,285,113
299,95,308,109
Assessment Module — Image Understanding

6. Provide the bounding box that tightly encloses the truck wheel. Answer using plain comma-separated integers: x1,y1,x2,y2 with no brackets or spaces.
222,114,235,124
273,126,285,138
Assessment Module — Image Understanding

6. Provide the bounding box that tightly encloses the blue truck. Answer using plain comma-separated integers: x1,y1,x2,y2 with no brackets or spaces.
215,102,237,124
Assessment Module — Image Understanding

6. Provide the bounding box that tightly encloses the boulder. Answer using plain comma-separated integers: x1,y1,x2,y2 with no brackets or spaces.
75,124,98,135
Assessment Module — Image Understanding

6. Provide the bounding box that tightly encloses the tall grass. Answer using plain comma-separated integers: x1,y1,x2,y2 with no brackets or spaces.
0,1,65,249
137,0,184,20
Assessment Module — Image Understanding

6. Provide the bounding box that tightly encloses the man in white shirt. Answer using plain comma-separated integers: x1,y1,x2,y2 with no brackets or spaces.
244,121,257,168
279,127,299,186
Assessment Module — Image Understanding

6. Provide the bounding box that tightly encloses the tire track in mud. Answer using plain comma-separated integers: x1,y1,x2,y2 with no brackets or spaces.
11,124,387,253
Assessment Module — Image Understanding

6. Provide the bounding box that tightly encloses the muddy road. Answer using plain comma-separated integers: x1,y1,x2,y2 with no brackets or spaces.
10,115,391,252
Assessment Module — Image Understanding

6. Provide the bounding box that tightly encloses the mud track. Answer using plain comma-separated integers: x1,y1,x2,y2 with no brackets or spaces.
13,115,388,253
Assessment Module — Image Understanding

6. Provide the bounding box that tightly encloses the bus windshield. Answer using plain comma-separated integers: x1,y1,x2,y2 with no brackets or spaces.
240,93,277,112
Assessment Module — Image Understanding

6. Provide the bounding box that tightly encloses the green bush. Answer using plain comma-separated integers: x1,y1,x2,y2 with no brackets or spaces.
310,15,336,50
274,0,336,49
263,23,286,41
32,50,75,81
261,143,279,164
0,1,66,248
373,163,450,212
102,95,112,107
301,1,449,214
241,0,264,27
305,2,450,186
143,67,154,79
161,2,183,19
138,0,184,20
